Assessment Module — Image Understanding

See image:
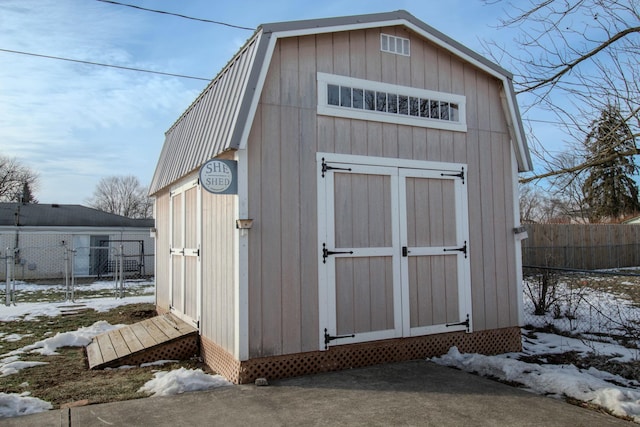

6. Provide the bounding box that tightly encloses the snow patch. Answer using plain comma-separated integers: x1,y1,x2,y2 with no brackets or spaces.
0,392,52,419
22,321,122,356
138,368,232,397
433,346,640,422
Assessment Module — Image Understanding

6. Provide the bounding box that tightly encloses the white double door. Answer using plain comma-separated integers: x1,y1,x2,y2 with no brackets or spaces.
169,179,201,328
318,154,472,349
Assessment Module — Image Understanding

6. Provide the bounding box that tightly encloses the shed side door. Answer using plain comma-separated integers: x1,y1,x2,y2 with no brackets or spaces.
169,179,201,328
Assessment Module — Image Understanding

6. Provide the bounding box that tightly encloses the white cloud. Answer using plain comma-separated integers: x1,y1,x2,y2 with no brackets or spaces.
0,0,203,203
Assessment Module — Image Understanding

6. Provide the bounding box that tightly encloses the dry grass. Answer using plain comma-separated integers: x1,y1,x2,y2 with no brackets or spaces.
0,302,209,408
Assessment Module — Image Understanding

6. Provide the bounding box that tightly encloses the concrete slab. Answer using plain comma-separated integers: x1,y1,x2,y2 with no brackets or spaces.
2,360,632,426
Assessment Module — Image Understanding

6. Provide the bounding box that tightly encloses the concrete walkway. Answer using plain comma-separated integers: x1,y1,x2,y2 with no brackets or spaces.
2,360,632,426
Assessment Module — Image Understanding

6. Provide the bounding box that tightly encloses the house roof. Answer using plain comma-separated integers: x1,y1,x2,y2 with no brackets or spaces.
0,203,154,228
149,10,532,195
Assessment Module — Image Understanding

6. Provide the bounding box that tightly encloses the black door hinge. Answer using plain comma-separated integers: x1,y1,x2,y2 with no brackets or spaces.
322,243,353,263
321,158,352,177
446,314,470,332
324,328,355,349
444,241,467,258
441,167,465,184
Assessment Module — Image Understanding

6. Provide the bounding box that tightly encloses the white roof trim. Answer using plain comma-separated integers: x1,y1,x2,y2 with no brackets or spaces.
238,31,273,150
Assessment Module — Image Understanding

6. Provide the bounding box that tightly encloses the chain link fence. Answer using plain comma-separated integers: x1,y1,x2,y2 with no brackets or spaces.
1,239,154,305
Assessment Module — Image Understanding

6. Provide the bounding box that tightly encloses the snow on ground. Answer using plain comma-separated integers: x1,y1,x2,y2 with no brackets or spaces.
0,392,52,419
0,295,154,321
433,346,640,423
3,280,640,421
138,367,232,397
1,321,123,376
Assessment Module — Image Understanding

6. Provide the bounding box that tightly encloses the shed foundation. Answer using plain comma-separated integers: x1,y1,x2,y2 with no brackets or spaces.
200,327,522,384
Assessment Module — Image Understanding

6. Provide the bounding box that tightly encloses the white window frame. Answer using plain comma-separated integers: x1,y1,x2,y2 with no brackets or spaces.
381,33,410,56
317,72,467,133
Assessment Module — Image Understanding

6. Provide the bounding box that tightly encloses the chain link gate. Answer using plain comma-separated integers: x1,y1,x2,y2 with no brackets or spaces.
1,239,151,305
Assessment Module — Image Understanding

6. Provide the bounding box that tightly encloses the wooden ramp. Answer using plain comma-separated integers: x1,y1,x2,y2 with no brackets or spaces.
87,314,198,369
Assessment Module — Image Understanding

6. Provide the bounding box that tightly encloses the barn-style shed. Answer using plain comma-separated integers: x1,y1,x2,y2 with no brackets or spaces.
150,10,532,384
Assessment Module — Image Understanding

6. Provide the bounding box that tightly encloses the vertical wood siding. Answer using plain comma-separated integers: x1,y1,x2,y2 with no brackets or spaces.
200,190,236,353
246,26,518,357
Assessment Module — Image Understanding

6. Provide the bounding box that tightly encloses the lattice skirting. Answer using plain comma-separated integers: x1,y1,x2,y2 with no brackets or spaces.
200,327,521,384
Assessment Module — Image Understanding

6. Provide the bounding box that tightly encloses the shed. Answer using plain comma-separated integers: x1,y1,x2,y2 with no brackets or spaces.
149,10,532,384
0,203,154,279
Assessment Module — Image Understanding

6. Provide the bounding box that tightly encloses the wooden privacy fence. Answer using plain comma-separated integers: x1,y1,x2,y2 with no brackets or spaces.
522,223,640,270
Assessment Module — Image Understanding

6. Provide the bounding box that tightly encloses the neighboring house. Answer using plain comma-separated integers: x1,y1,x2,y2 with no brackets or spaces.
0,203,154,280
622,215,640,224
150,10,533,384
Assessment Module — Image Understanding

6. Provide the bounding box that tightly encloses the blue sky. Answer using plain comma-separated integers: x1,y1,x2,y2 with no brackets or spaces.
0,0,550,204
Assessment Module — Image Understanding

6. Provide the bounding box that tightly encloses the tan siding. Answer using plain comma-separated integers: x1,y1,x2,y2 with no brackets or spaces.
298,35,319,351
281,103,302,354
200,191,235,353
247,108,263,357
258,102,283,356
246,26,520,356
154,192,171,310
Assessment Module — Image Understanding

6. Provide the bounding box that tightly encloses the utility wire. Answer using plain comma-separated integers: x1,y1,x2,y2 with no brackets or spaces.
0,48,211,81
96,0,255,31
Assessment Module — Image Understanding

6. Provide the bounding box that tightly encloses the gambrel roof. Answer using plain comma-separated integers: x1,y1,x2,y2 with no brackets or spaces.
150,10,532,195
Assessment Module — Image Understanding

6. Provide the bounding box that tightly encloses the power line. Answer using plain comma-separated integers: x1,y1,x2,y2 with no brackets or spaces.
0,48,211,81
96,0,255,31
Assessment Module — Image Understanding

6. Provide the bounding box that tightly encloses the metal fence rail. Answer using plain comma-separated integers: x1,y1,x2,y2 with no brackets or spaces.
1,241,154,306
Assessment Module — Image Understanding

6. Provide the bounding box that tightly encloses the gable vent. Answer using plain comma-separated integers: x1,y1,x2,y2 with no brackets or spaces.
381,34,410,56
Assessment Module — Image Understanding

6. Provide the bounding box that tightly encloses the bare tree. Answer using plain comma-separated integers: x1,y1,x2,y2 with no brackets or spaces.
484,0,640,183
0,154,39,202
520,181,578,223
86,175,152,219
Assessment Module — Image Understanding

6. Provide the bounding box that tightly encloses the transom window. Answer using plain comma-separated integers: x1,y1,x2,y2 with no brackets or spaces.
317,72,466,132
381,34,410,56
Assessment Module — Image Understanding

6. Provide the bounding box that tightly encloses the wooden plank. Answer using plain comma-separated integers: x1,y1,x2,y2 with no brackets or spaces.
151,317,181,339
260,102,283,356
492,134,510,328
142,319,171,344
129,322,158,348
247,107,263,357
96,333,118,363
86,341,104,368
349,29,366,79
281,103,302,355
335,258,354,335
332,31,350,77
118,326,145,353
109,330,132,359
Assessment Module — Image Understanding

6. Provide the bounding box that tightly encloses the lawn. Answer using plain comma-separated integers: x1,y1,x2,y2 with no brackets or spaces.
0,280,211,409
